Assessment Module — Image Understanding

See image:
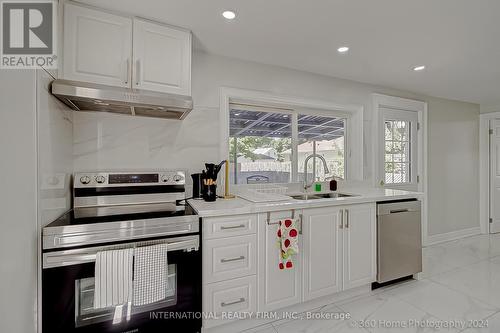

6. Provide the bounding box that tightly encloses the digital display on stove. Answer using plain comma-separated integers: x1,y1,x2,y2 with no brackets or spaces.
108,173,159,184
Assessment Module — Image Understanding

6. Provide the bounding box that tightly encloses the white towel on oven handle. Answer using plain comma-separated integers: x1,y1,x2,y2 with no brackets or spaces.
94,248,134,309
132,243,169,306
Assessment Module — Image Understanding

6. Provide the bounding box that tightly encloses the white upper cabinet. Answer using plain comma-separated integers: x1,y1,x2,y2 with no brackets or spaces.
342,204,377,290
62,3,192,95
63,3,132,87
133,18,191,95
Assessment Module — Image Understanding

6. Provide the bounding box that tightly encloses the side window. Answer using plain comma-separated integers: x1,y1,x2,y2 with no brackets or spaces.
384,120,411,184
380,108,418,188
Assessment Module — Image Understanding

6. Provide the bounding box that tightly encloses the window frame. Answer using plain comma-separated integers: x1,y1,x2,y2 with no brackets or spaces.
372,93,427,192
381,109,418,186
220,87,364,184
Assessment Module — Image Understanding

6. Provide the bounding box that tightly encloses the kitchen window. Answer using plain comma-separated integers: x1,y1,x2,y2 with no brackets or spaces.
228,103,347,184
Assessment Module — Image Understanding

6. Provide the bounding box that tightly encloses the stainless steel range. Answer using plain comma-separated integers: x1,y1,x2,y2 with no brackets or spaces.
42,170,201,333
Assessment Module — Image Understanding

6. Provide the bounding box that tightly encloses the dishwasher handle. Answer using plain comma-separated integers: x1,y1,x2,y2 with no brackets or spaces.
389,209,409,214
377,200,421,216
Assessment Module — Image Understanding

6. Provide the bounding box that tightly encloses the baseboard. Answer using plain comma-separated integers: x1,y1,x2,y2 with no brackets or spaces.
425,226,481,246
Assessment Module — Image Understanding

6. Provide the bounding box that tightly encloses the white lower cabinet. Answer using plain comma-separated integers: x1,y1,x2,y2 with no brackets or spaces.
202,203,377,329
202,214,258,328
258,210,301,312
342,204,377,290
302,206,342,301
203,234,257,284
302,203,376,298
203,275,257,328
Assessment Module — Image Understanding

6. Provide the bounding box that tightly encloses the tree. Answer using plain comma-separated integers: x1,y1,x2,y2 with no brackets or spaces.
230,136,291,162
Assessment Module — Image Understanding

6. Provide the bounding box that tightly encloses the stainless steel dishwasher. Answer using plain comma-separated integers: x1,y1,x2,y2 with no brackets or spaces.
377,200,422,283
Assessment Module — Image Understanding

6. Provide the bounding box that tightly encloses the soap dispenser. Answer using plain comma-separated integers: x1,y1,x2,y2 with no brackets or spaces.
329,177,337,191
314,177,322,192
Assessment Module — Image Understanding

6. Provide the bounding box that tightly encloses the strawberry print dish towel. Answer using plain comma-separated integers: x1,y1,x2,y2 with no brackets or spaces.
277,218,299,269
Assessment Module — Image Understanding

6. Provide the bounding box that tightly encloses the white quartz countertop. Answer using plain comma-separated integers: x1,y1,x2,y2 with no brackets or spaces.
188,187,423,217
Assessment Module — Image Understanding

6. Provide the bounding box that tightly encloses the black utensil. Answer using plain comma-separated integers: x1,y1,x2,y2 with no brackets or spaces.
214,160,226,178
205,163,215,179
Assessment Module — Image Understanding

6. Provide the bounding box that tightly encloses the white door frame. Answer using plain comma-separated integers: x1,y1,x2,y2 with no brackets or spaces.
479,112,500,234
372,94,428,244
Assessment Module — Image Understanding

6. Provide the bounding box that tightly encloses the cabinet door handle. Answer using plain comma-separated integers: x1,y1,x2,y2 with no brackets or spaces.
135,59,141,86
339,209,344,229
345,209,349,229
220,224,246,230
220,255,245,263
124,58,130,85
221,297,245,307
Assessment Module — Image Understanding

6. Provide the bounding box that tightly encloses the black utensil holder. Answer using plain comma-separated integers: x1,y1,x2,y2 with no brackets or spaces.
203,184,217,202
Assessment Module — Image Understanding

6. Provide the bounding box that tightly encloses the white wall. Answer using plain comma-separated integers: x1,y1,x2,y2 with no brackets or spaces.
37,69,73,227
0,69,73,333
0,71,38,333
36,69,74,332
427,98,479,235
73,51,480,237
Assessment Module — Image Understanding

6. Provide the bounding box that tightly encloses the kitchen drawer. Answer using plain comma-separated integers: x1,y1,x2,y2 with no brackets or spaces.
203,234,257,283
203,275,257,328
203,214,256,240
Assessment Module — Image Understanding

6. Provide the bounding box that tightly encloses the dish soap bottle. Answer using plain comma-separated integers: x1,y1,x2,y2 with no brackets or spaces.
314,177,322,192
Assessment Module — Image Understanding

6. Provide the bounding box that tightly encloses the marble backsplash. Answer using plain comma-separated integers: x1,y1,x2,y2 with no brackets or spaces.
73,105,222,177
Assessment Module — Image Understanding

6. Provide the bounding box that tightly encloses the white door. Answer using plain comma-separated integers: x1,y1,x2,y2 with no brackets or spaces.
302,207,342,301
379,108,419,191
63,3,132,87
132,19,191,95
342,204,377,290
258,211,301,311
490,120,500,233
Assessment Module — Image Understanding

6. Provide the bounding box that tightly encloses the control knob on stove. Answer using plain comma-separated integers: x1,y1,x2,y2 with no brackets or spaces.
173,174,184,182
95,175,106,184
161,175,170,183
80,176,91,185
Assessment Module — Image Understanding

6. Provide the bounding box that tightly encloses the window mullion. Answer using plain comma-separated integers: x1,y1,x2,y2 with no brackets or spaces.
291,112,299,182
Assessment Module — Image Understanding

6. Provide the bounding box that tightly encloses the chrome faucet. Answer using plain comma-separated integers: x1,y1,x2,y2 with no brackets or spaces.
303,153,330,191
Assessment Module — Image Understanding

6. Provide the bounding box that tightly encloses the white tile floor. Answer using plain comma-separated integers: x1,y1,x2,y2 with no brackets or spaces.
242,233,500,333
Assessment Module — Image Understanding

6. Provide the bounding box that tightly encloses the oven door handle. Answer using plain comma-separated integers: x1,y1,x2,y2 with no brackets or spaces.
43,236,199,268
45,253,97,266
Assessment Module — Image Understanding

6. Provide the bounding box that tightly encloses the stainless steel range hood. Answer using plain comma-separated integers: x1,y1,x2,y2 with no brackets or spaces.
51,79,193,120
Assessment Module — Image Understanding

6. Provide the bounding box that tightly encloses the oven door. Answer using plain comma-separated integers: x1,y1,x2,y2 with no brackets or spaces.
42,235,201,333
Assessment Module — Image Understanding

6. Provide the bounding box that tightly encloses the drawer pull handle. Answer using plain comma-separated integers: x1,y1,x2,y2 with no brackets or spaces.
220,224,246,230
220,255,245,263
221,297,245,307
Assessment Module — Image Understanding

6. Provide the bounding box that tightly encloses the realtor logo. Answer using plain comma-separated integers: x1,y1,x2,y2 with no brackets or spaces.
1,1,57,68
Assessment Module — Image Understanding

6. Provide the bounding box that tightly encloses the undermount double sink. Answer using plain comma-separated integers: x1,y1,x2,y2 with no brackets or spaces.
289,192,358,200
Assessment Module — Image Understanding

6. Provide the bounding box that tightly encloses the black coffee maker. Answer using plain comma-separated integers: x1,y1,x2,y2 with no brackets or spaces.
191,173,204,199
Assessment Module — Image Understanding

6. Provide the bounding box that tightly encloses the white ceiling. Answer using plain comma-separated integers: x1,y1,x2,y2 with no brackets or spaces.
80,0,500,106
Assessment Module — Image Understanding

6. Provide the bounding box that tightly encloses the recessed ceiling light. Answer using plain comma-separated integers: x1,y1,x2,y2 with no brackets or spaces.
413,65,426,71
337,46,349,53
222,10,236,20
